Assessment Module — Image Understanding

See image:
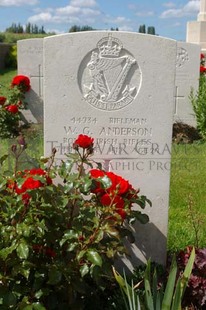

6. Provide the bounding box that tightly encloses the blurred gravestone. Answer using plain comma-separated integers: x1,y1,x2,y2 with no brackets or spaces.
17,38,43,123
174,42,200,126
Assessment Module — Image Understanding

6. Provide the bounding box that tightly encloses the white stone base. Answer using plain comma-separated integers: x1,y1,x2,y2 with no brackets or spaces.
187,21,206,46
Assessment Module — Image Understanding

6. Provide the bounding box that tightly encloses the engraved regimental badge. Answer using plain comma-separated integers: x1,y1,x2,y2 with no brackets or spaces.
176,47,189,68
78,34,142,111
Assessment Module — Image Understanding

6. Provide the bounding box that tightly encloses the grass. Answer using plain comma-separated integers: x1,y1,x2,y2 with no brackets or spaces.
0,68,17,96
168,142,206,252
0,69,206,253
0,125,43,172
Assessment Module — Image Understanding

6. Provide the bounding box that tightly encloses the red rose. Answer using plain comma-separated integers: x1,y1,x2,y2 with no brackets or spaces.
201,53,205,59
73,134,94,149
90,169,105,179
11,75,31,92
27,168,46,176
6,105,18,114
21,177,43,191
14,168,52,204
200,66,206,73
106,172,130,195
27,168,52,185
0,96,7,105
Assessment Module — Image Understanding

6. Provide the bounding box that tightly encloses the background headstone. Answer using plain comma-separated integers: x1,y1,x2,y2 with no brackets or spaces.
0,43,13,70
174,42,200,126
44,31,177,268
17,38,44,123
187,0,206,53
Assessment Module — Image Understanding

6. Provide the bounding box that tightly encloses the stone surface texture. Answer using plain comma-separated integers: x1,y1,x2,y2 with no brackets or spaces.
17,38,44,123
44,31,177,268
174,42,200,126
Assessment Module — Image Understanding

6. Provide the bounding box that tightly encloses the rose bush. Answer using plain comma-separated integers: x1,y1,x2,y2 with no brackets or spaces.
0,134,151,309
0,74,30,139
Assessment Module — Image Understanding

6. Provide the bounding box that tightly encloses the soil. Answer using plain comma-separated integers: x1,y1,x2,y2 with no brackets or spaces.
172,122,201,144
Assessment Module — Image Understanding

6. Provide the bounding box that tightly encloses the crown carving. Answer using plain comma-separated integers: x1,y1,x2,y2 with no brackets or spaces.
97,35,123,57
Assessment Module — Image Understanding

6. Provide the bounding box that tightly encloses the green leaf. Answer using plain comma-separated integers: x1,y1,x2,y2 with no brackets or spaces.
48,269,62,285
16,223,31,237
172,247,195,310
16,241,29,260
0,154,8,166
0,242,17,260
86,249,102,267
171,280,181,310
60,230,78,246
22,306,33,310
105,226,120,238
113,267,128,295
12,264,30,279
77,250,86,261
80,177,92,193
33,303,47,310
180,247,195,295
80,264,89,277
132,211,149,224
119,228,135,243
3,292,17,307
162,256,177,309
144,260,154,310
136,195,152,209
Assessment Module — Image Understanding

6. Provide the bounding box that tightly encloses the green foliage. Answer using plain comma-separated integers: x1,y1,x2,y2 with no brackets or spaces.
139,24,146,33
2,33,50,44
144,248,195,310
113,248,195,310
190,74,206,139
5,44,17,68
138,25,156,35
5,22,46,34
69,25,95,32
147,27,155,35
6,22,24,33
113,268,141,310
0,33,5,42
0,136,151,308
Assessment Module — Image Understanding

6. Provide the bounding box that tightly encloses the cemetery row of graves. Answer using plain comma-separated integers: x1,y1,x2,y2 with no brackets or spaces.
0,31,206,309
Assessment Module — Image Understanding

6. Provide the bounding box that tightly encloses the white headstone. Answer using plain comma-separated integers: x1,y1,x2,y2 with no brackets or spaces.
17,38,44,123
174,42,200,127
186,0,206,53
44,31,177,267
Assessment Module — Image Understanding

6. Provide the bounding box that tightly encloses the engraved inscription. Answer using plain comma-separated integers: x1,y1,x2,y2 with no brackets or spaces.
78,34,142,111
176,47,189,68
19,46,43,55
46,114,155,162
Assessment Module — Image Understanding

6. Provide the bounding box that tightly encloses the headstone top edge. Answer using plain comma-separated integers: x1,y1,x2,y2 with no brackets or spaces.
43,31,177,43
17,38,44,44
